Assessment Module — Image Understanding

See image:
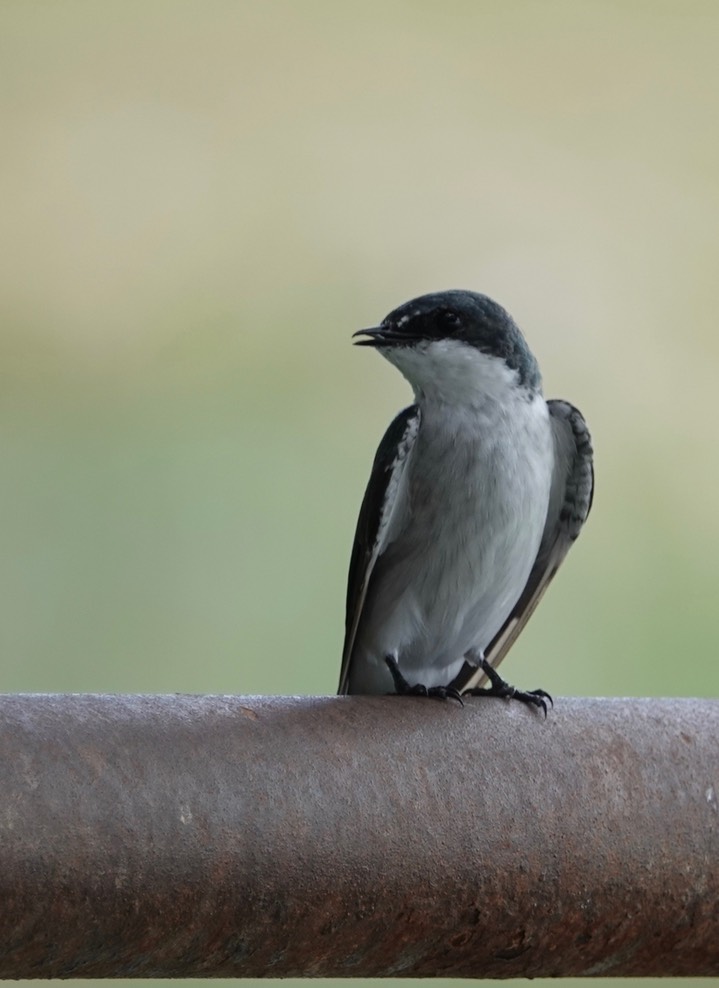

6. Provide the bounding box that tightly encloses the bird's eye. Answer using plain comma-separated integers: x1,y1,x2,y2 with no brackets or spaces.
439,309,462,330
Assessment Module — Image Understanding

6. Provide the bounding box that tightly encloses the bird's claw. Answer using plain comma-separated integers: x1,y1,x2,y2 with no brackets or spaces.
385,656,464,705
462,660,553,717
463,684,552,717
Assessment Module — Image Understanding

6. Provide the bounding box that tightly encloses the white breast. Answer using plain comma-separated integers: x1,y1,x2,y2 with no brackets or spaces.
349,351,554,694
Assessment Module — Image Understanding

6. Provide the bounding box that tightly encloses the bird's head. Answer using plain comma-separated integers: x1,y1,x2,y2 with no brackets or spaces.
354,290,541,404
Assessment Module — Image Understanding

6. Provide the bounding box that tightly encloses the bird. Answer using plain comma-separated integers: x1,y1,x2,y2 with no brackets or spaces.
337,290,593,713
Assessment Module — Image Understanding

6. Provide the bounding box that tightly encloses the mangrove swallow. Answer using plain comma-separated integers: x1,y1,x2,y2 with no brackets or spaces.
338,290,593,712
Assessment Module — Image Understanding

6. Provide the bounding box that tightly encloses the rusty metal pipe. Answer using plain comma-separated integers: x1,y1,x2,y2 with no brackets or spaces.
0,693,717,978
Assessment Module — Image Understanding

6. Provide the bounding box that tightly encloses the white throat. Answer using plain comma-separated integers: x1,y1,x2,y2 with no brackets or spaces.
381,338,527,407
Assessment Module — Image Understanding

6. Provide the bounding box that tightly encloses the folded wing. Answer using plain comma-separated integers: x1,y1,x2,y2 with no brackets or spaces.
338,406,421,694
454,399,594,691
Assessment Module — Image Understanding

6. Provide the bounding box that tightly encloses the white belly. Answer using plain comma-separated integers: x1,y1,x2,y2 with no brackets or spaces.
349,393,553,693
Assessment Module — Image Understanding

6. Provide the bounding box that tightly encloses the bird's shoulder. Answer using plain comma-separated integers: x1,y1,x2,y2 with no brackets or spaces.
546,399,594,537
346,403,421,612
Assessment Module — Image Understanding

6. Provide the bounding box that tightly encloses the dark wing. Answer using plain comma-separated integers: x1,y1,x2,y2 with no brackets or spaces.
337,405,421,694
453,399,594,691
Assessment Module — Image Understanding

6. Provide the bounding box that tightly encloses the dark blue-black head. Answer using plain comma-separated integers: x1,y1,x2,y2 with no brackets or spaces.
353,290,541,393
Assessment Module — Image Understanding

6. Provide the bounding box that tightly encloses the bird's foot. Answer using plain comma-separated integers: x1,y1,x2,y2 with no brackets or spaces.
385,656,464,705
463,660,552,717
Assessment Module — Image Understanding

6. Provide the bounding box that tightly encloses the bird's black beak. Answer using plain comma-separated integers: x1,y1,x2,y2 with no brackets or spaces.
352,327,386,347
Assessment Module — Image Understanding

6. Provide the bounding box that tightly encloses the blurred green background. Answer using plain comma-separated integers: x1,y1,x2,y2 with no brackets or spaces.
1,1,717,985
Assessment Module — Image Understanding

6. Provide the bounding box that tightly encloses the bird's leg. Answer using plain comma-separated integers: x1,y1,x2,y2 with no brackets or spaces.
385,656,463,705
463,656,552,717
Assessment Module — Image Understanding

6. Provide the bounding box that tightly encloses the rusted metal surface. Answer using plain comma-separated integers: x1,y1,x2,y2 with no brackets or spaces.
0,693,717,978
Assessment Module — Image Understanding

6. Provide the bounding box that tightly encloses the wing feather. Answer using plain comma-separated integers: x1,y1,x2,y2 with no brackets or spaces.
454,399,594,691
337,406,421,694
